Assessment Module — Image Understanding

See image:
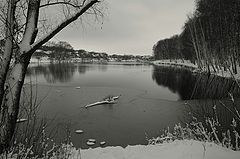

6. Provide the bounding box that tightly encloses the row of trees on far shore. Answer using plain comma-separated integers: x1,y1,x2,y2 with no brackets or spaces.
31,41,153,62
153,0,240,74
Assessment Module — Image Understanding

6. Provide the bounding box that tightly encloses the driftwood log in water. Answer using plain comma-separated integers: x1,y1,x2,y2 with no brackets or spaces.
85,95,121,108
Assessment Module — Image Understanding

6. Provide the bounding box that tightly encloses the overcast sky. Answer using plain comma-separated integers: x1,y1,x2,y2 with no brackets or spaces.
54,0,195,55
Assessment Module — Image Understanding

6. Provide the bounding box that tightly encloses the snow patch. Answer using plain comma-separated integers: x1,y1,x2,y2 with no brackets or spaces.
63,140,240,159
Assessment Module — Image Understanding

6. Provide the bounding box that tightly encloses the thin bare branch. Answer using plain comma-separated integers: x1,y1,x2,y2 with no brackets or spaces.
30,0,99,55
40,0,86,9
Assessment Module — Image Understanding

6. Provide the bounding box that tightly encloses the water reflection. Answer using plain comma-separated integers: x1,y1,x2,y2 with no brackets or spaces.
152,66,240,100
77,64,89,74
47,63,76,83
27,63,108,83
27,63,76,83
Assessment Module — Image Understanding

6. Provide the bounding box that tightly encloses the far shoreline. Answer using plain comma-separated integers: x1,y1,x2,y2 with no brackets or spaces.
29,59,152,66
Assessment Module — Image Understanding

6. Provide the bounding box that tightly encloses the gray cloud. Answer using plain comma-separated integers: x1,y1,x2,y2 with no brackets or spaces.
55,0,195,55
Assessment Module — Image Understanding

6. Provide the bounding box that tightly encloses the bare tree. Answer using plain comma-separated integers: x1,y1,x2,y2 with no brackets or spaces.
0,0,102,153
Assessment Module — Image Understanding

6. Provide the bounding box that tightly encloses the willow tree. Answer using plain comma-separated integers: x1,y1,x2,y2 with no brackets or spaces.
0,0,103,153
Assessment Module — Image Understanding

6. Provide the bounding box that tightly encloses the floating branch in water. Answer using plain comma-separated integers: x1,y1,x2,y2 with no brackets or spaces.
85,95,121,108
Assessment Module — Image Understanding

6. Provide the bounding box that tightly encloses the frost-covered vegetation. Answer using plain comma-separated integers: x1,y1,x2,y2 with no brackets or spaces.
149,95,240,151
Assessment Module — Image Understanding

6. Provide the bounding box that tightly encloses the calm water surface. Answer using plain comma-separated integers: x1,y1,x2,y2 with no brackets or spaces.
24,63,239,148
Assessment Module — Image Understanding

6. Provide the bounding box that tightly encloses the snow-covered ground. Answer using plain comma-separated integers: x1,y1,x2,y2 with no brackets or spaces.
153,60,240,80
64,140,240,159
153,60,198,69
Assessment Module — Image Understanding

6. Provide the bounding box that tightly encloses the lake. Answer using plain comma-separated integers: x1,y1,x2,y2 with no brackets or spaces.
23,62,240,149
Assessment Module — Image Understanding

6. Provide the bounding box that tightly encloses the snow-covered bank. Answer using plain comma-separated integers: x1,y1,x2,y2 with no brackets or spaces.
65,140,240,159
153,60,197,70
153,60,240,80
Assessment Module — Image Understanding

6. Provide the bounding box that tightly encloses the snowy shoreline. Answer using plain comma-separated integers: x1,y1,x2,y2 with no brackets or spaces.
152,60,197,70
63,140,240,159
153,60,240,80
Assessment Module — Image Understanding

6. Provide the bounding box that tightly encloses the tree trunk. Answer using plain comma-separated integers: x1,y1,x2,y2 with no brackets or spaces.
0,0,16,109
0,59,29,153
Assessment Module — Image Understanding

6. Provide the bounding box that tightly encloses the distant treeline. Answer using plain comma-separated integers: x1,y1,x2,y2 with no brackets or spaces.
153,0,240,73
31,41,152,61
